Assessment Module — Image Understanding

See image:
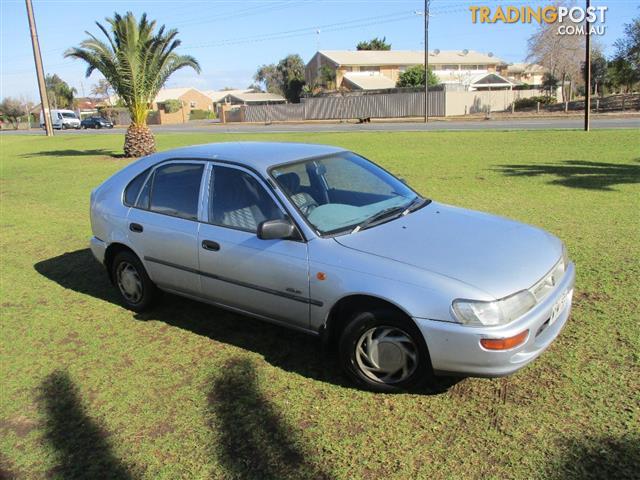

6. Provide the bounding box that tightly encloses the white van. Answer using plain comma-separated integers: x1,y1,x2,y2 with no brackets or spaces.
40,109,81,130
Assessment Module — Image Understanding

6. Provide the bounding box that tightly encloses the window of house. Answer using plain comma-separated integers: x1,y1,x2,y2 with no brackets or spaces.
190,101,196,108
149,163,204,220
360,66,380,72
443,64,459,70
209,166,284,233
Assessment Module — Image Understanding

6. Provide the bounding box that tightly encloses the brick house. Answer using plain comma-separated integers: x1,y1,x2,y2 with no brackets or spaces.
305,50,504,91
151,87,213,124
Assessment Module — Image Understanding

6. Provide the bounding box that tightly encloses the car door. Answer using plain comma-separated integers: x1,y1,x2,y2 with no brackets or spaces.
126,161,207,296
198,164,311,329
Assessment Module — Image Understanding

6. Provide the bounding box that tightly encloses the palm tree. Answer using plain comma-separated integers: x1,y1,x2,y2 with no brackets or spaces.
65,12,200,157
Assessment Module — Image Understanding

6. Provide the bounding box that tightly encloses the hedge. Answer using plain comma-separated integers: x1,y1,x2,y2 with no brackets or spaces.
513,96,557,109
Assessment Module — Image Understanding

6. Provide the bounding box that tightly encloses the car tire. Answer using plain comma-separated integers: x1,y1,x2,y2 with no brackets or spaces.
111,250,159,312
339,309,433,392
96,124,102,129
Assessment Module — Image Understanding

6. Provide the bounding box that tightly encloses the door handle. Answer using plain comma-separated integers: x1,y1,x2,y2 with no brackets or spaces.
129,223,143,233
202,240,220,251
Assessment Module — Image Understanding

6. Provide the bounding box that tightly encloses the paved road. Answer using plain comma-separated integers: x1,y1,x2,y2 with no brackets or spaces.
3,116,638,135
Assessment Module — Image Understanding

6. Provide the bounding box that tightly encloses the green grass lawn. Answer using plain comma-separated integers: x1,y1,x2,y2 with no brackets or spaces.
1,130,639,479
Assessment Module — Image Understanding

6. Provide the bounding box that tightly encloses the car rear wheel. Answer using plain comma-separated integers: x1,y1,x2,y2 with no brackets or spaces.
111,251,159,312
339,309,432,392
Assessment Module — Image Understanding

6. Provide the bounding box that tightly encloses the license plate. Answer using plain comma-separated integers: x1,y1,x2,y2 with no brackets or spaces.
549,289,572,325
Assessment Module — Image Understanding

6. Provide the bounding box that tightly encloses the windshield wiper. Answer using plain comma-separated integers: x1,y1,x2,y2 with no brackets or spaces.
351,205,407,233
401,196,431,214
350,197,431,234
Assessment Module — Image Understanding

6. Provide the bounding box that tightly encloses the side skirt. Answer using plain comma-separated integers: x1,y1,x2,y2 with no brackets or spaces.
159,286,321,337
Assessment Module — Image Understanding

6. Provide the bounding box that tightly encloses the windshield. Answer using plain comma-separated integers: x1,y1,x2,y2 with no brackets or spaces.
61,112,78,119
272,152,421,235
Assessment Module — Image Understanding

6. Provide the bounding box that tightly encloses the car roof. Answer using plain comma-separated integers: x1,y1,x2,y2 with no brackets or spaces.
146,142,348,174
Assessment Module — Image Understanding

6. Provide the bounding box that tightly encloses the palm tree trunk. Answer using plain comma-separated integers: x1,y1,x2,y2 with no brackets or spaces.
124,123,156,157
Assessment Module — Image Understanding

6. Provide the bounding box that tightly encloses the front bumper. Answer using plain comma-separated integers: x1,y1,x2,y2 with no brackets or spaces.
415,262,575,377
90,236,107,264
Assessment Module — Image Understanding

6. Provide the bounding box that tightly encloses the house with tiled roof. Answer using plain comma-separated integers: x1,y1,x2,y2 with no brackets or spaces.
306,49,507,91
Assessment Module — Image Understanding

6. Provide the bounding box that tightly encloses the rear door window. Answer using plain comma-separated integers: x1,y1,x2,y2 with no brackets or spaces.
149,163,204,220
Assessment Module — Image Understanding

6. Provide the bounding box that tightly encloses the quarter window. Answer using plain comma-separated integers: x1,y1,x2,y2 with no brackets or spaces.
149,163,204,220
124,169,151,207
209,166,284,232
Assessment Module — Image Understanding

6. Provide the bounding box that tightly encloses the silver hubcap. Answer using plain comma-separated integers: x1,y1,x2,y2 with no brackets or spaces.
355,326,418,384
116,261,143,304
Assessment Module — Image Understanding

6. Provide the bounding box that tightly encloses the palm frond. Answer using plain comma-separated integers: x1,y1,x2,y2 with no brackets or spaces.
64,11,200,125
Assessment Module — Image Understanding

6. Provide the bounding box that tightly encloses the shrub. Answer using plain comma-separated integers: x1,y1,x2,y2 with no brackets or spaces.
189,109,215,120
161,99,182,113
513,95,557,109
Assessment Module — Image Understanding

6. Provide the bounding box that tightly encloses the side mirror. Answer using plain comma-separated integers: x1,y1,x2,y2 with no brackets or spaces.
257,218,296,240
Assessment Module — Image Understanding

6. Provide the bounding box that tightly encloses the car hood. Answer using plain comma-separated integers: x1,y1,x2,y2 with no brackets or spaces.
334,201,562,299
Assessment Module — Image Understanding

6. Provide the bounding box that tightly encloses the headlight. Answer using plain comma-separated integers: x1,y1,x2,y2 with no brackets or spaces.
452,290,537,326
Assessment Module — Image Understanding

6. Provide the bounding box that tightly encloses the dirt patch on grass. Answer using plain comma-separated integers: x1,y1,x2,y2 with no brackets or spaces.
0,415,38,438
58,331,86,350
573,291,611,306
147,422,175,439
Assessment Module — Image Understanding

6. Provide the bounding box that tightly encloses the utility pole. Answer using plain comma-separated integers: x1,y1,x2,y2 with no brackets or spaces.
25,0,53,136
584,0,591,131
416,1,431,123
423,0,431,123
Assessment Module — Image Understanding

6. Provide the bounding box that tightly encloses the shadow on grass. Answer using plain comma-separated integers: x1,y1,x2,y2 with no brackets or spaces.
37,371,133,479
546,435,640,480
34,249,345,388
495,159,640,191
34,249,459,394
21,149,122,158
208,358,334,480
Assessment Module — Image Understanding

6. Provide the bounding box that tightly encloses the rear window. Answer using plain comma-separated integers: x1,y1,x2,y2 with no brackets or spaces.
123,169,150,207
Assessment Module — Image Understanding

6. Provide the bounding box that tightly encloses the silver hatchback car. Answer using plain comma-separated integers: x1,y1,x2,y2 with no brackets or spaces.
90,142,575,392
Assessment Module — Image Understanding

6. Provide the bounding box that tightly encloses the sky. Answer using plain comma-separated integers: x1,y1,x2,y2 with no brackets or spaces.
1,0,637,101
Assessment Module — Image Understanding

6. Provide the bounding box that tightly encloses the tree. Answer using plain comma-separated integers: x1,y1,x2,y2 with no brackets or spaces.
253,54,306,103
45,74,76,109
357,37,391,51
254,64,282,95
0,97,28,129
582,49,608,96
277,54,306,103
540,72,559,97
318,65,336,89
246,83,263,92
527,16,584,102
90,78,112,102
611,14,640,91
396,65,439,88
65,12,200,157
606,58,638,92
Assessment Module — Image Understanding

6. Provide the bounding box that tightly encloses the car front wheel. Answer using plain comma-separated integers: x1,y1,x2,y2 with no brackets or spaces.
111,251,159,312
339,309,432,392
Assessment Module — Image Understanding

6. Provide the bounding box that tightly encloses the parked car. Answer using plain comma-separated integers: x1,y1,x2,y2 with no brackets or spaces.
89,142,575,391
39,109,81,129
81,116,114,129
